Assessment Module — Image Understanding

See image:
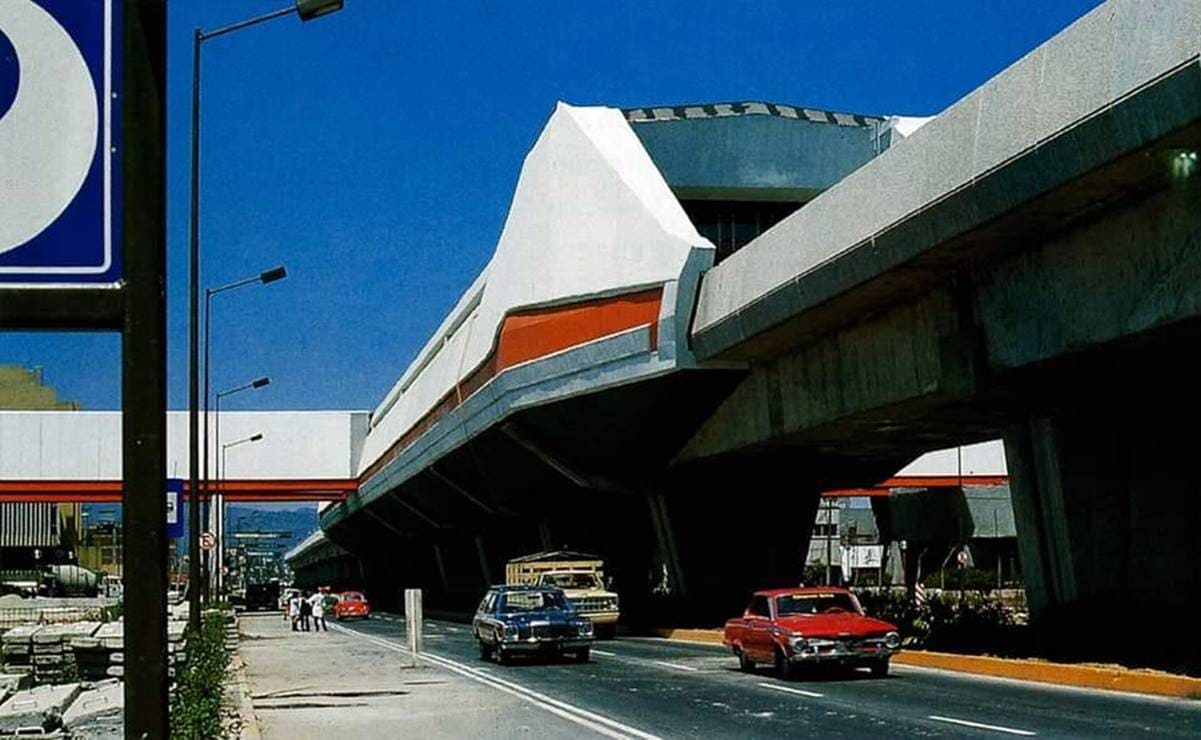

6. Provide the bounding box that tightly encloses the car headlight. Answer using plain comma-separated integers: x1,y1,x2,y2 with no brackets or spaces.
884,631,901,649
578,620,594,636
790,634,808,653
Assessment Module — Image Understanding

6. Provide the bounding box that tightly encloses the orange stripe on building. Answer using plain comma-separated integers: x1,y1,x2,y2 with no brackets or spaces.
0,479,357,503
360,287,663,484
823,475,1010,498
497,289,662,369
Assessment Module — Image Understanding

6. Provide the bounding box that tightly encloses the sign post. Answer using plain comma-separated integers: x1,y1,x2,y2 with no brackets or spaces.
405,588,423,668
0,1,167,736
166,478,184,539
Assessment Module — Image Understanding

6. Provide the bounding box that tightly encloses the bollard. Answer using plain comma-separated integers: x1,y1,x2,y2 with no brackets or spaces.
404,588,423,667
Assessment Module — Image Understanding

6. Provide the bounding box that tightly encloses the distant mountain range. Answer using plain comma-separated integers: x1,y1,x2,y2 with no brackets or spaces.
82,503,319,555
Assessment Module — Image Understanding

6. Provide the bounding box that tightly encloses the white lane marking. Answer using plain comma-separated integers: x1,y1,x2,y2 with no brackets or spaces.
757,682,824,699
446,626,460,632
592,649,616,657
332,624,661,740
928,715,1036,736
653,661,698,673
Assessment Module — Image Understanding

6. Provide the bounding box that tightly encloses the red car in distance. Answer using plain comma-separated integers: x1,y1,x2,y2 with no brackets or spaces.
334,591,371,621
723,587,901,679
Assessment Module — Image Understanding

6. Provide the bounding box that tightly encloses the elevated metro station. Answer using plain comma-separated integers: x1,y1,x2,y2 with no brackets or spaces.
4,0,1201,669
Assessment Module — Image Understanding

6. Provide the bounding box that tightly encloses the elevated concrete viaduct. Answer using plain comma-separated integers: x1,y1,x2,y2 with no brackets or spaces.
297,2,1201,659
314,94,908,621
683,0,1201,665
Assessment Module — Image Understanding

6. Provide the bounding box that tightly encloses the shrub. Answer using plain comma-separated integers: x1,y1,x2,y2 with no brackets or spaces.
170,612,231,739
855,587,1027,656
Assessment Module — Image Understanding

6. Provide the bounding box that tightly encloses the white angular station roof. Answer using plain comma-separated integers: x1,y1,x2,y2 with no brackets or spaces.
357,103,713,477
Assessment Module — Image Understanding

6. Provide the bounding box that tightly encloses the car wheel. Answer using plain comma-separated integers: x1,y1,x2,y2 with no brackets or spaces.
573,647,590,663
478,640,493,661
774,647,793,681
737,648,755,672
870,658,889,677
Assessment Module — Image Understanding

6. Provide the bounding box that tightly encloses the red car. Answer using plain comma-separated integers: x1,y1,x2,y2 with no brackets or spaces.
723,587,900,679
334,591,371,621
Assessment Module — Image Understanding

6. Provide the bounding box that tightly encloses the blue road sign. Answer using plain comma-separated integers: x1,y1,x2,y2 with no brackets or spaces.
0,0,121,285
166,478,184,539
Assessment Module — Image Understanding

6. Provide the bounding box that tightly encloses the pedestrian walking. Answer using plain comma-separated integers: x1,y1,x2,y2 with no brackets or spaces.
289,593,302,632
299,592,313,631
309,591,328,632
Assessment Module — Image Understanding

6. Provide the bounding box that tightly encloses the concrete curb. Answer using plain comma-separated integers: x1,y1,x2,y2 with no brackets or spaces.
892,651,1201,700
230,654,262,740
641,628,1201,700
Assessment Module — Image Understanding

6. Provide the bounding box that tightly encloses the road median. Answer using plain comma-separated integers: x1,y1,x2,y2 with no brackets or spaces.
638,627,1201,700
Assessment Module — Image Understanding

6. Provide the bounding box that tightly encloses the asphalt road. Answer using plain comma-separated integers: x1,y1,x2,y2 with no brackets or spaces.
332,614,1201,739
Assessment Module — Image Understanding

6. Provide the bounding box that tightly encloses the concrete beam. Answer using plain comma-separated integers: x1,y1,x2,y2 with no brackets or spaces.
679,287,983,464
389,492,446,529
693,0,1201,359
500,422,634,494
429,466,496,515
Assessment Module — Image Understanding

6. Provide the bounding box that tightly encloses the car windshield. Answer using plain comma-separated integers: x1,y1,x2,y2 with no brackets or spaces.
501,590,569,612
342,593,363,602
774,592,861,616
542,573,598,589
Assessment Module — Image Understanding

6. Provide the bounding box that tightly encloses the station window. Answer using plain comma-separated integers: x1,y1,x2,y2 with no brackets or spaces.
680,200,804,263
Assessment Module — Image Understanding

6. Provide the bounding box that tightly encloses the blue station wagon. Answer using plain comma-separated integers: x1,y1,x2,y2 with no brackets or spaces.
473,585,594,663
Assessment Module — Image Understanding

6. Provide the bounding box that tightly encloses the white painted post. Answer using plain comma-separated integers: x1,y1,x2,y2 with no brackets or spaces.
405,588,423,667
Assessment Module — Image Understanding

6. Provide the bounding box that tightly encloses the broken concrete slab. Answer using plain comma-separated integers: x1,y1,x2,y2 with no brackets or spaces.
62,679,122,740
0,682,82,734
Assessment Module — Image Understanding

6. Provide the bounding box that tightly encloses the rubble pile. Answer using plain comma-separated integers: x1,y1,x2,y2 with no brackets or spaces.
0,680,123,738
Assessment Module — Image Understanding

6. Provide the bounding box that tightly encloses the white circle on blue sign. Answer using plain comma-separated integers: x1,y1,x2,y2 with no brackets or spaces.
0,0,99,256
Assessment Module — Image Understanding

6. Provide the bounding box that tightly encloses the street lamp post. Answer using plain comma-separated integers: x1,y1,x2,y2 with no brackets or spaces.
212,380,270,598
218,433,265,598
188,0,344,633
202,267,286,601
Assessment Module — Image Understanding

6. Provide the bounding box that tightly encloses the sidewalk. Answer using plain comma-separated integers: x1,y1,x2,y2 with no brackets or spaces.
236,613,591,738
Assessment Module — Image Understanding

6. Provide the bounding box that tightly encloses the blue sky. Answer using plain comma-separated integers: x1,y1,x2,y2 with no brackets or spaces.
1,0,1102,412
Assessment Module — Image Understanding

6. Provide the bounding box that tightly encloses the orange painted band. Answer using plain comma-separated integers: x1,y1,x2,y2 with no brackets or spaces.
360,288,663,484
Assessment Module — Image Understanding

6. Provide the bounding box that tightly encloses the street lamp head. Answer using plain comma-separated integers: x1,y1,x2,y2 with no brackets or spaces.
251,377,271,389
259,266,287,284
250,433,264,442
296,0,344,21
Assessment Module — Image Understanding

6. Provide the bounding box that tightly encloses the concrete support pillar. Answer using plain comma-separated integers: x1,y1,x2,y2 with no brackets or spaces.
1003,417,1076,613
1005,401,1201,665
474,534,492,588
661,459,821,621
648,494,687,597
432,544,450,593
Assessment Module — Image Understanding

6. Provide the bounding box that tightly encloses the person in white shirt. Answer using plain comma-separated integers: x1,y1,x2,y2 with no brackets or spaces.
288,594,302,632
309,591,328,632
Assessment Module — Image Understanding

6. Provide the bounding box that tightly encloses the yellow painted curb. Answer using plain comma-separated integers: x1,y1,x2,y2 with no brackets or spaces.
642,628,1201,700
646,628,725,645
893,651,1201,700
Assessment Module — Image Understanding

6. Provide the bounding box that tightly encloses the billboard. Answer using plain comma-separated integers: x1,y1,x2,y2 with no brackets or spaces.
0,0,121,286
